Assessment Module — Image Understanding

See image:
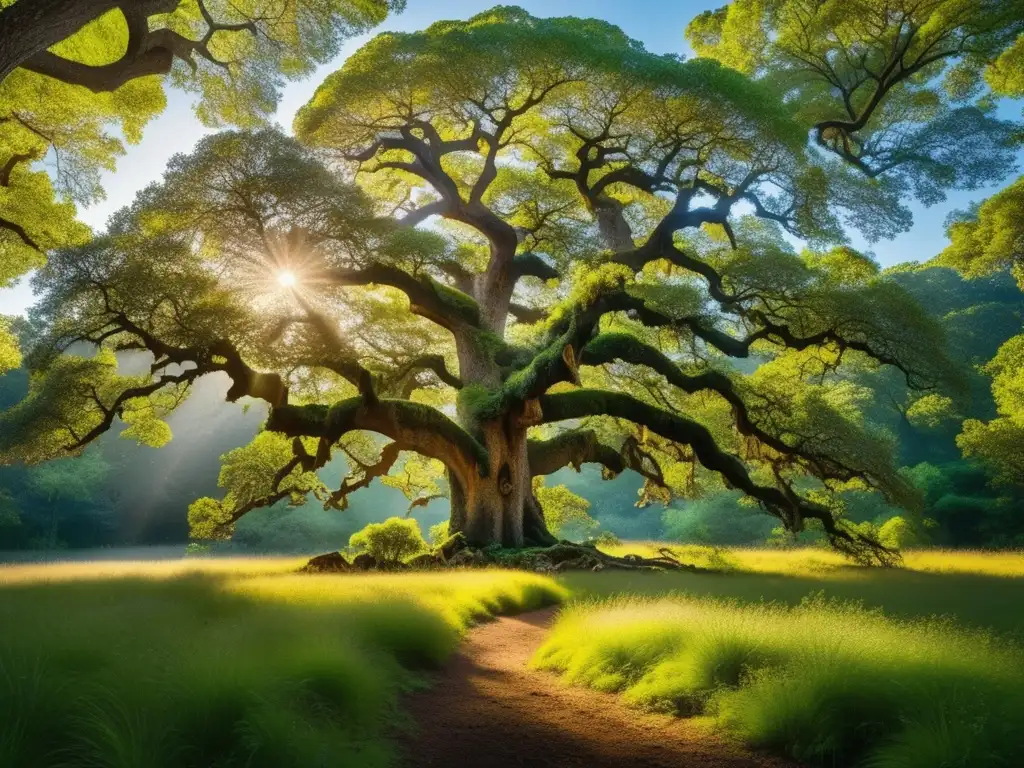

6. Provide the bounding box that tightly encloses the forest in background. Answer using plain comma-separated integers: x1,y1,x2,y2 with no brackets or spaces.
3,264,1021,553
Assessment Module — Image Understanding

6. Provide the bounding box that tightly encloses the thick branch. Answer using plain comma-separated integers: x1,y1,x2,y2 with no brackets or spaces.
326,441,402,510
512,252,560,282
326,264,480,330
266,396,488,486
386,353,462,395
508,303,547,324
0,214,40,250
64,368,200,450
0,0,125,84
0,152,37,186
538,388,896,562
12,1,258,93
580,333,882,486
562,278,931,390
528,429,664,486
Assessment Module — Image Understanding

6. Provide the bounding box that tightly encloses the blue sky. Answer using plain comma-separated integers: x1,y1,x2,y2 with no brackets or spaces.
1,0,1020,314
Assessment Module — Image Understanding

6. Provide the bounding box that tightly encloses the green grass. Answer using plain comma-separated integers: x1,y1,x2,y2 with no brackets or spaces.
536,581,1024,767
0,561,565,768
4,548,1022,768
600,543,1024,578
566,546,1024,636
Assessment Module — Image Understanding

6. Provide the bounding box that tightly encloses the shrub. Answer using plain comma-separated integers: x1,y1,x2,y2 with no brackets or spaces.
534,479,599,540
878,516,929,550
427,520,450,548
349,518,427,563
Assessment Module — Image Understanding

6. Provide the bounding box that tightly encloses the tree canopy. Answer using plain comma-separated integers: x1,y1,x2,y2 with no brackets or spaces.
925,40,1024,501
687,0,1023,209
0,0,402,363
4,5,1022,563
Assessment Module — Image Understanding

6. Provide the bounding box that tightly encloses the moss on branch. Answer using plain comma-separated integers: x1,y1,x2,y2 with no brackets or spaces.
422,276,481,326
457,321,578,427
267,396,490,476
538,388,899,565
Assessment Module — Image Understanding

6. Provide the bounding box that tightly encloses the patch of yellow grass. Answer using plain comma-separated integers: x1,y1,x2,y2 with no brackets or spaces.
902,549,1024,577
0,559,569,634
229,570,570,632
601,542,1024,578
0,555,308,584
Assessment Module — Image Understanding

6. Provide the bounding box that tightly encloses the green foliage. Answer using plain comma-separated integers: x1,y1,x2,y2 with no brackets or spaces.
297,6,800,155
662,491,776,546
533,478,599,541
687,0,1024,206
940,176,1024,290
955,335,1024,486
427,520,450,548
379,453,446,507
0,317,22,374
536,594,1024,767
904,393,956,429
1,0,398,287
189,433,325,541
349,517,427,562
27,450,110,503
877,516,929,550
958,418,1024,487
902,461,1024,547
0,350,178,463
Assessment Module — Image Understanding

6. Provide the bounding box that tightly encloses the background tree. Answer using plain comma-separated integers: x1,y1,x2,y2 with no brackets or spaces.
687,0,1023,213
927,44,1024,508
0,0,402,362
1,9,977,563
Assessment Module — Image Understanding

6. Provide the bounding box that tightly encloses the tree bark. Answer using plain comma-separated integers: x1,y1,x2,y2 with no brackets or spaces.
0,0,179,87
0,0,114,84
447,420,556,548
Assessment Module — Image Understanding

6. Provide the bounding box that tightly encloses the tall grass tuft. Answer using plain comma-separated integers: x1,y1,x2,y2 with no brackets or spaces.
0,562,565,768
534,594,1024,768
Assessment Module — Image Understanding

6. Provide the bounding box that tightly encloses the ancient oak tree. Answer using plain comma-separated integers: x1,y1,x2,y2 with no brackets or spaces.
2,8,979,562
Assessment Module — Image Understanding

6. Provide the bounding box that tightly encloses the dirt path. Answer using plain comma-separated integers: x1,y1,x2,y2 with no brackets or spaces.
397,608,795,768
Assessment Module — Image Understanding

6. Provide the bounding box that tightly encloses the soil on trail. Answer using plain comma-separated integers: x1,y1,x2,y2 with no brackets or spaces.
397,607,796,768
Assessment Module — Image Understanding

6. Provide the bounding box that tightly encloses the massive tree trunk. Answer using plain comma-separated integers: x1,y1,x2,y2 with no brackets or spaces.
447,420,556,549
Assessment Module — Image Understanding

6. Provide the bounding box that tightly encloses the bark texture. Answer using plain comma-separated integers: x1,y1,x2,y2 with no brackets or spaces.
448,422,556,548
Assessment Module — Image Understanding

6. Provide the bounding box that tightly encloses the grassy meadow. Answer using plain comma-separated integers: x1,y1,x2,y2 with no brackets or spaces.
578,544,1024,636
0,560,565,768
534,594,1024,768
541,545,1024,768
1,547,1022,768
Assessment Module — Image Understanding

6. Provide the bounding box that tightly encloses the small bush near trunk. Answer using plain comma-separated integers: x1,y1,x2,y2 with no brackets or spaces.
349,517,428,563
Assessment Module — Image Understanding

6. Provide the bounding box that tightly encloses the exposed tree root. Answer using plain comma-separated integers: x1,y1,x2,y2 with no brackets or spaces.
302,536,717,574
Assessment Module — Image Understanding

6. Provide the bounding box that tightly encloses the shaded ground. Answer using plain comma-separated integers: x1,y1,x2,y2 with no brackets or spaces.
398,607,795,768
